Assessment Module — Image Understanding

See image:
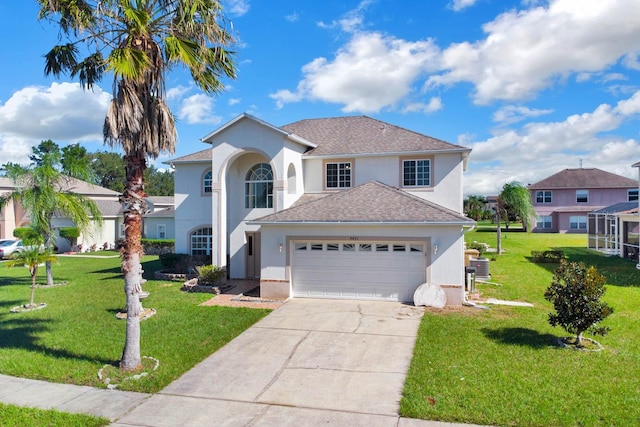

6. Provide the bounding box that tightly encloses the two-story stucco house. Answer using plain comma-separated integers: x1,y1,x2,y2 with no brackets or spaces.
171,114,474,305
528,168,638,233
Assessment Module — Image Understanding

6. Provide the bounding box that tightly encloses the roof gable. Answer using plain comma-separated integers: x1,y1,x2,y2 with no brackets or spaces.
281,116,470,157
528,168,637,190
252,181,473,224
200,113,316,149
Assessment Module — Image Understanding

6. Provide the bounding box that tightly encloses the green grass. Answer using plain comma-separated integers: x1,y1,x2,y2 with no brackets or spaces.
0,403,109,427
0,256,270,393
401,231,640,426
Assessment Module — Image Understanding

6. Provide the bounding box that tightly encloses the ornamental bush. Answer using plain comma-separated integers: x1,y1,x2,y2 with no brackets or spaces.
544,259,613,346
196,265,226,285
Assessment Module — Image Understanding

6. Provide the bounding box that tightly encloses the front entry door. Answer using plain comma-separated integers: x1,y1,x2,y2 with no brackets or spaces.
246,232,261,279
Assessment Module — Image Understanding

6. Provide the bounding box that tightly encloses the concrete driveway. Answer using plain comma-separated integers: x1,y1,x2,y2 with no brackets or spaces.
114,298,427,426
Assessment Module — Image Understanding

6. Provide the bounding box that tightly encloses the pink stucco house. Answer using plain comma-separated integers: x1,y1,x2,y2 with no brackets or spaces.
528,168,638,233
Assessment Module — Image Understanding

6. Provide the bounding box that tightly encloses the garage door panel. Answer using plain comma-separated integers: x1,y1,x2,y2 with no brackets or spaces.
292,240,426,302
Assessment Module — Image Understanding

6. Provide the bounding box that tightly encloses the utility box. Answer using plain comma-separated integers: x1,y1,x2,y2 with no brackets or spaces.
465,266,477,292
469,258,490,278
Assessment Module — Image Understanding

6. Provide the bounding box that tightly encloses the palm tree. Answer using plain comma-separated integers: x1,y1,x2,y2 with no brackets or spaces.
6,246,58,309
496,181,536,254
464,195,488,221
38,0,237,370
1,141,103,286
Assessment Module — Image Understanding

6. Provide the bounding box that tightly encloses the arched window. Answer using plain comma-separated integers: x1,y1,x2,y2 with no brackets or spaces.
203,170,212,194
287,163,297,195
245,163,273,208
190,227,213,256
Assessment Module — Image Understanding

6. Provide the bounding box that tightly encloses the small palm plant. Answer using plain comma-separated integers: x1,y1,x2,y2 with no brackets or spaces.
6,246,58,309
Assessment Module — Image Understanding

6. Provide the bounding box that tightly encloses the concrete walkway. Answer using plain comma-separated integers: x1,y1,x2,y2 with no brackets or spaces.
0,299,481,426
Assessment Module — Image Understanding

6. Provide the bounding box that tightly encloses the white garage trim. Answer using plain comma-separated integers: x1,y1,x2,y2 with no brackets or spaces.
291,239,428,302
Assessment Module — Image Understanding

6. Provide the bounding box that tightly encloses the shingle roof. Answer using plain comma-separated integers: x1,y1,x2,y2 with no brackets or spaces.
93,199,123,217
591,201,639,214
1,176,119,197
281,116,470,157
252,181,473,224
144,206,174,218
528,168,637,189
167,148,211,164
146,196,174,206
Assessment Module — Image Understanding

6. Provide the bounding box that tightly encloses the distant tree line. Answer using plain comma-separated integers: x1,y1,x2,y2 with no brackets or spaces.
90,151,174,196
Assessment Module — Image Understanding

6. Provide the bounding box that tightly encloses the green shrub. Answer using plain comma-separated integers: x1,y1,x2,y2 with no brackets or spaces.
13,227,42,244
196,265,226,285
158,253,192,273
141,238,175,255
531,250,565,263
467,241,487,257
544,259,613,345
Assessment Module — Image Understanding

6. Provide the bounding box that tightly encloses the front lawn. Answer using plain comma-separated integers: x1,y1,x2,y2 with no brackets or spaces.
401,231,640,426
0,255,270,393
0,403,109,427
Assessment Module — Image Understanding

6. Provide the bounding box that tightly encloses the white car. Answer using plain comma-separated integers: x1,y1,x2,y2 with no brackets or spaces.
0,239,35,259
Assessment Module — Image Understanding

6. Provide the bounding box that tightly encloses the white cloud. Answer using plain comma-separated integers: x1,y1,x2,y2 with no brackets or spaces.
285,12,299,23
228,98,241,106
271,32,439,113
402,97,443,114
317,0,374,33
449,0,478,12
0,82,110,164
225,0,249,17
178,94,222,125
463,90,640,195
167,85,191,100
427,0,640,104
492,105,553,125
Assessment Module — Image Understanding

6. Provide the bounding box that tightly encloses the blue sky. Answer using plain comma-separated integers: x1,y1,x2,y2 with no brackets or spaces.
0,0,639,196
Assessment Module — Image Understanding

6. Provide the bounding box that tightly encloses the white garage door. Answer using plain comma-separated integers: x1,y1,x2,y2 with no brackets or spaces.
292,241,427,302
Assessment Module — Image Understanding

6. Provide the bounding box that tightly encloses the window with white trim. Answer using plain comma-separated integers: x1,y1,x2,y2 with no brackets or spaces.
203,170,212,194
569,216,587,230
119,223,126,238
157,224,166,239
535,190,552,204
245,163,273,208
576,189,589,203
629,189,639,201
403,159,430,187
191,227,212,256
326,162,351,188
536,215,552,229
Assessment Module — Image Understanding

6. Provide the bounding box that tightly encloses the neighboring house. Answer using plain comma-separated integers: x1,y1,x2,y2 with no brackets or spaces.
170,113,474,305
0,176,122,252
143,196,175,240
528,168,638,233
588,202,639,260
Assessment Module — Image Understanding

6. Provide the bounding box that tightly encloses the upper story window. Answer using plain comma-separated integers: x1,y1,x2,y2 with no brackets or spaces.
326,162,351,189
629,189,639,201
403,159,431,187
245,163,273,208
576,189,589,203
203,170,212,194
535,190,552,204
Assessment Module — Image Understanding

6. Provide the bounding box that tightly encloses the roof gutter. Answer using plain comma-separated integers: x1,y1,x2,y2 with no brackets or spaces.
249,219,476,226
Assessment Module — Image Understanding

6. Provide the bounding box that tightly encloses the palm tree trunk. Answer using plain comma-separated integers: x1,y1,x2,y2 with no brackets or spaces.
44,232,54,286
119,151,147,371
30,267,37,307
